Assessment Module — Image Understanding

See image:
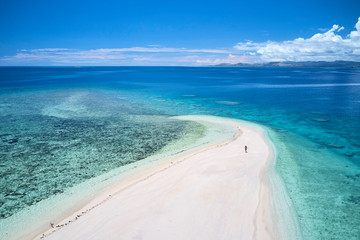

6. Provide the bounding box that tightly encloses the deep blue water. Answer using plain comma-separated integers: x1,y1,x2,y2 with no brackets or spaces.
0,67,359,239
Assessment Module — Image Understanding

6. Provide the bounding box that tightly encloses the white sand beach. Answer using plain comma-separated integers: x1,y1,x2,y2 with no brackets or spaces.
34,115,298,240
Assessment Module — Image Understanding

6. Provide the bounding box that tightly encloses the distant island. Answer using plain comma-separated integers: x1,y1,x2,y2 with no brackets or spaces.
214,60,360,67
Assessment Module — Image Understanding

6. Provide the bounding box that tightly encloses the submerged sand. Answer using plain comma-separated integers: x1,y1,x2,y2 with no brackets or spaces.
34,115,299,240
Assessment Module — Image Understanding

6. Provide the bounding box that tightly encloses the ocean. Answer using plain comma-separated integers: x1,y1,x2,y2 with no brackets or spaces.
0,67,359,239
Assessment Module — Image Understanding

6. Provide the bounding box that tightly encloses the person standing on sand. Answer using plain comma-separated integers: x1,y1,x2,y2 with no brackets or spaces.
245,145,248,153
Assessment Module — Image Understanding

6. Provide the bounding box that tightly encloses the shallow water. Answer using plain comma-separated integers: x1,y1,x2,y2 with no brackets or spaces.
0,67,360,239
0,89,195,220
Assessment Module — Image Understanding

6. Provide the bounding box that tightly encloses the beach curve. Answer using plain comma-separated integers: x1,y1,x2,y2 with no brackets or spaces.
33,115,299,240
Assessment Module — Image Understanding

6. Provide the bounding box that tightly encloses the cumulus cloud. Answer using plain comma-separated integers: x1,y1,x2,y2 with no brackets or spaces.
2,17,359,66
235,17,360,62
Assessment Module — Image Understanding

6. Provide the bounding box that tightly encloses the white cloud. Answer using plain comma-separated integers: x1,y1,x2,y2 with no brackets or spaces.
235,17,360,62
0,47,233,65
70,47,229,54
2,17,360,66
196,54,258,65
28,48,73,52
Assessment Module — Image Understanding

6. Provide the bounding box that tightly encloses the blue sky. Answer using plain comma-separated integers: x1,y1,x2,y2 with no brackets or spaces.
0,0,359,66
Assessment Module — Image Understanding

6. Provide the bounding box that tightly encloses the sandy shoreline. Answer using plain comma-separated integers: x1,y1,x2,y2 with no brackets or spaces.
32,115,298,240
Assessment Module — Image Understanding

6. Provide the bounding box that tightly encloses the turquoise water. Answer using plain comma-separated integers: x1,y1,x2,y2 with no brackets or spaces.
0,67,360,239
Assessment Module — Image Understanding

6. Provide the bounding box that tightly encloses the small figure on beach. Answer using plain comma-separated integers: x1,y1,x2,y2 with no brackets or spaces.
245,145,248,153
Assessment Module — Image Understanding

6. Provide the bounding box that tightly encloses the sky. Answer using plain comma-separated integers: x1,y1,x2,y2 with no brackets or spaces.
0,0,359,66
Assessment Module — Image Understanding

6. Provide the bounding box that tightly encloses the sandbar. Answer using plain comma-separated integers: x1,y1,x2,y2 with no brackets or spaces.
34,115,298,240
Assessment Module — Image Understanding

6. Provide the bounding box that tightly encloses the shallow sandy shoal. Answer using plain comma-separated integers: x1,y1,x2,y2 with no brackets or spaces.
36,115,293,240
